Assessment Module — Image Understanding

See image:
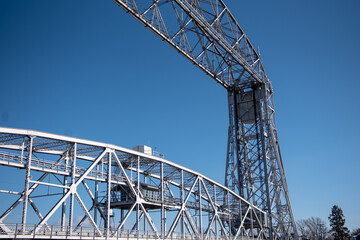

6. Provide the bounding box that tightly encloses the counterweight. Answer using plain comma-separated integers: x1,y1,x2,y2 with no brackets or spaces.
113,0,297,239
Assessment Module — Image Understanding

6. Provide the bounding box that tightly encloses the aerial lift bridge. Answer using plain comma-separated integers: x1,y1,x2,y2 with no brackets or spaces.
0,0,297,239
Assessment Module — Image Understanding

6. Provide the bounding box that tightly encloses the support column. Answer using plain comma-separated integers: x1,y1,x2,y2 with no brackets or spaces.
214,185,218,239
120,209,124,232
21,136,34,231
160,162,165,238
61,151,69,230
143,173,147,233
94,164,99,225
68,143,77,235
198,178,202,238
227,191,231,235
180,170,184,238
136,156,140,238
106,151,112,237
136,204,139,238
20,138,25,164
257,84,273,240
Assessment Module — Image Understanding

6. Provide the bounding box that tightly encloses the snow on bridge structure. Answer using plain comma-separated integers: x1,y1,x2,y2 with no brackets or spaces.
0,127,267,239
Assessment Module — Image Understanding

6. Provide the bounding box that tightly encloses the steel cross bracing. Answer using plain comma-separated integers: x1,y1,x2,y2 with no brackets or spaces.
0,127,267,239
112,0,297,239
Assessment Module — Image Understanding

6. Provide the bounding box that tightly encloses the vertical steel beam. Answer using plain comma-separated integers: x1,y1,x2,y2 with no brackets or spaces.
198,178,203,238
94,164,99,225
257,85,273,240
106,151,112,236
136,203,139,238
180,169,184,238
225,91,236,192
214,185,218,239
68,143,77,234
226,190,231,236
20,137,25,164
136,156,140,237
239,195,243,239
61,151,69,230
143,174,147,233
160,162,165,238
143,211,146,234
21,136,33,231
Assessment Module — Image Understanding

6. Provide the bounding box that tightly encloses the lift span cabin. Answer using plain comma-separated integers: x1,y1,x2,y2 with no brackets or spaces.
110,182,161,210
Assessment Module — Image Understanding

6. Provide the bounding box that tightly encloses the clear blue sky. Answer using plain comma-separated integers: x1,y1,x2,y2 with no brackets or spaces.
0,0,359,231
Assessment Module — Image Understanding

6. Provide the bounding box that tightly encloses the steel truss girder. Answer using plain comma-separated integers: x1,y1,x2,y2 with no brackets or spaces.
113,0,267,88
0,127,266,239
111,0,297,239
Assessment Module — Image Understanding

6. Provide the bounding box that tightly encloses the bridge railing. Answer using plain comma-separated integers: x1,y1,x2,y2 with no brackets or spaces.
0,151,124,182
0,223,259,239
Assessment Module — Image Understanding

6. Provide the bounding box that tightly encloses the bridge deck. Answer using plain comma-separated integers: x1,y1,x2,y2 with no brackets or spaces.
0,225,255,240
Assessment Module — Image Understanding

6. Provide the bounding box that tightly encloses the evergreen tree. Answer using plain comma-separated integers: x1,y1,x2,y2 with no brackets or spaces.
328,205,350,240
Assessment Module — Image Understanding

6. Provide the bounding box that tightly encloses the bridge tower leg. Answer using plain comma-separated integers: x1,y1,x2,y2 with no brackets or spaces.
225,84,297,239
21,136,33,232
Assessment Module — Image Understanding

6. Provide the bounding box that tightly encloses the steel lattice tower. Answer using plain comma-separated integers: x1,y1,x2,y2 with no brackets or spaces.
0,1,297,239
112,0,298,239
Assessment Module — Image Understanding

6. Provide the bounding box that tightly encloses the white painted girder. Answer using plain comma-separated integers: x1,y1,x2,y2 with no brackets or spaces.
0,127,266,239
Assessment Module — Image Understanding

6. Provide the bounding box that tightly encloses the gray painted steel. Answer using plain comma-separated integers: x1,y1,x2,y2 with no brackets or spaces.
0,0,297,239
111,0,297,239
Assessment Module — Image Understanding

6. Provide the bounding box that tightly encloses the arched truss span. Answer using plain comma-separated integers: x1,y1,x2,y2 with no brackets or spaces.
0,127,267,239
